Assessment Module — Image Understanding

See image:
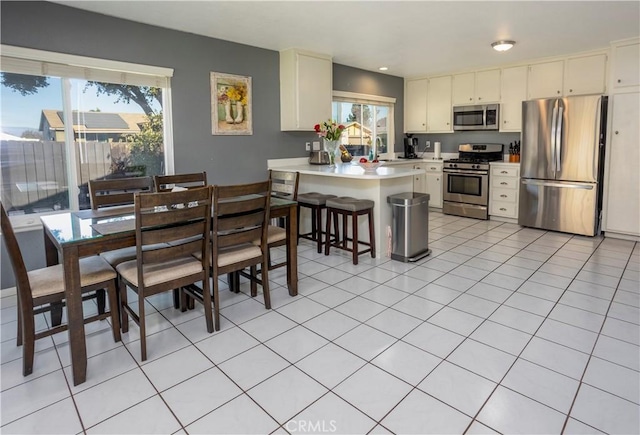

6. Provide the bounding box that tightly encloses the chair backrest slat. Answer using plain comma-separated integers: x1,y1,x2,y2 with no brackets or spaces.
269,170,299,200
212,180,271,257
133,186,212,269
154,172,207,193
89,176,154,210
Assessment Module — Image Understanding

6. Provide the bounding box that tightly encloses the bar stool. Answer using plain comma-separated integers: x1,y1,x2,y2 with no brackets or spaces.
297,192,337,253
324,197,375,265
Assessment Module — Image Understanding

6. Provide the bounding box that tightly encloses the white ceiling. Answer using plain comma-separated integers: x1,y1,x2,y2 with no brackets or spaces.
53,1,640,78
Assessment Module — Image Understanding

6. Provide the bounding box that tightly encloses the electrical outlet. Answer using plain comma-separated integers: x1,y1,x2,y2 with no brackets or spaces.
305,142,311,151
426,140,431,148
312,141,321,151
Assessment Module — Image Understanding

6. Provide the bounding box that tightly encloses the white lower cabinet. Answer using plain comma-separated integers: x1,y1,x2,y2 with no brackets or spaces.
423,161,443,208
412,163,427,194
489,163,520,219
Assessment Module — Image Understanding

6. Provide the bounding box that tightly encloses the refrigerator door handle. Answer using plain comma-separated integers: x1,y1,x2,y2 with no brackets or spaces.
556,106,564,172
593,97,603,179
521,179,594,190
550,102,558,178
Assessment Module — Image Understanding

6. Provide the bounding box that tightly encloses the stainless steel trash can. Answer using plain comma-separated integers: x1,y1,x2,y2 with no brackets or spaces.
387,192,431,262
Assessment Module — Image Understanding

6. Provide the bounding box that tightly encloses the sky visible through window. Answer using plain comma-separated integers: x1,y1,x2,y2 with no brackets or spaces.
1,77,154,137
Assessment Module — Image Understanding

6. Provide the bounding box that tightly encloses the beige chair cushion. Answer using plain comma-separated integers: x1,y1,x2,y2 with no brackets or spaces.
28,256,116,299
218,244,262,267
193,243,262,267
100,243,169,267
265,225,287,244
116,256,203,287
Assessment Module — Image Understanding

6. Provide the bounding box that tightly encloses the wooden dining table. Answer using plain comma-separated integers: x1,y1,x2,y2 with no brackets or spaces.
40,197,298,386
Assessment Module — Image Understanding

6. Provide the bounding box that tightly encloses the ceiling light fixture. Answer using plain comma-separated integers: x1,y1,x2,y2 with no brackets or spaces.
378,67,388,71
491,40,516,52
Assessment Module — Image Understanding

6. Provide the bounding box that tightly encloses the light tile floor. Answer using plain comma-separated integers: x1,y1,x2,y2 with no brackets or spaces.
1,212,639,434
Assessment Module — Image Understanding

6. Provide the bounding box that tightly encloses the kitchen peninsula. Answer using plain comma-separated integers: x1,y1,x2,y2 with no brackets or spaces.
268,159,423,257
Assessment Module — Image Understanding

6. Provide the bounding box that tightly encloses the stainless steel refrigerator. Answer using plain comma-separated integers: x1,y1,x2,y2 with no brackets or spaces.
518,95,607,236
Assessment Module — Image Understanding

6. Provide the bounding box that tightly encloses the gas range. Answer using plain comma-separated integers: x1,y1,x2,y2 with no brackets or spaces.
443,143,504,172
443,143,504,220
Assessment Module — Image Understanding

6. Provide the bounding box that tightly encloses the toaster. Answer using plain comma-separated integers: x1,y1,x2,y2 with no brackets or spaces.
309,150,331,165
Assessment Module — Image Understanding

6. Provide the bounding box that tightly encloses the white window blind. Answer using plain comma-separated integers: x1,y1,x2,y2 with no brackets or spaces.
1,45,173,88
332,90,396,105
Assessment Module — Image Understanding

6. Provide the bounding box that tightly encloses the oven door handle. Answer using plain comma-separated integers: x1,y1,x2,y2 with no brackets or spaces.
444,169,488,175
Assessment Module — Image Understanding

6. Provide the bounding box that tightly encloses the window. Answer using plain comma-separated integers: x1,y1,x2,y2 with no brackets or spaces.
0,45,173,227
332,91,395,159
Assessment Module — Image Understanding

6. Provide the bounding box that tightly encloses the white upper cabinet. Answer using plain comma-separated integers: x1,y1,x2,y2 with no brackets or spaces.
280,49,332,131
564,53,607,95
452,70,500,105
427,76,452,133
528,60,564,99
500,65,528,132
405,78,428,132
475,69,501,103
612,41,640,88
452,72,475,105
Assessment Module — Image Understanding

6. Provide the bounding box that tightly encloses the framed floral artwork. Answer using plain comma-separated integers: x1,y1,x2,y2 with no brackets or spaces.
211,72,252,135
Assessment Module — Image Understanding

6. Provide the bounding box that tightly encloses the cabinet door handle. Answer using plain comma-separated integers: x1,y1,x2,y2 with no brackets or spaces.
615,131,619,135
478,97,482,100
500,207,507,211
430,167,436,170
569,89,573,93
500,170,508,174
500,182,508,185
504,120,508,123
617,79,621,83
500,194,507,198
436,178,440,181
557,90,561,94
469,97,473,101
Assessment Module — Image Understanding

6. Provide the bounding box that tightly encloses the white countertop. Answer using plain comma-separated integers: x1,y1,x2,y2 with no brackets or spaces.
269,162,423,179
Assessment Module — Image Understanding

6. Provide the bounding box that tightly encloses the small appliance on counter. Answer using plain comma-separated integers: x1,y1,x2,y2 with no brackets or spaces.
308,150,331,165
402,134,418,159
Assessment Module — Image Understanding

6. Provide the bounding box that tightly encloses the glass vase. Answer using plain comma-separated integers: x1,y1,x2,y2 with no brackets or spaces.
323,139,339,166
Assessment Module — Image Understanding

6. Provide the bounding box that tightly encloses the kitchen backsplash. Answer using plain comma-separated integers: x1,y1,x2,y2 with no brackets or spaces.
408,132,522,155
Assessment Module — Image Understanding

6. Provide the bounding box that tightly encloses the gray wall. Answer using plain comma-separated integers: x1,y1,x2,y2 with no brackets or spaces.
0,1,405,289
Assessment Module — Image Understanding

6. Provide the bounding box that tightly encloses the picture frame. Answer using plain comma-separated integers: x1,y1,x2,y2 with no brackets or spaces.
210,72,252,135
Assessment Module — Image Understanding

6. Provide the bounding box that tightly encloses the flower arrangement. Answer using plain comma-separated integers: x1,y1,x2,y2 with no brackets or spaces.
314,120,346,141
217,83,248,105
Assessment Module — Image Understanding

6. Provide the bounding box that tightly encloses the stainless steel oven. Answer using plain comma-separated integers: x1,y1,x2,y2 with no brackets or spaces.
443,165,490,219
443,144,504,220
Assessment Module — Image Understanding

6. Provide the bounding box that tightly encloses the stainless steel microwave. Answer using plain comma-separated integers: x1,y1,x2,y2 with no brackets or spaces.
453,104,500,131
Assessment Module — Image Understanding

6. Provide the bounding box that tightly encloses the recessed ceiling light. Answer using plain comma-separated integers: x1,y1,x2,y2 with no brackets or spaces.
492,40,516,52
378,67,388,71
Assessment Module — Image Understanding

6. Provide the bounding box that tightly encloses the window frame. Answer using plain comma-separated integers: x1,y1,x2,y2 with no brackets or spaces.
1,45,174,230
332,90,395,159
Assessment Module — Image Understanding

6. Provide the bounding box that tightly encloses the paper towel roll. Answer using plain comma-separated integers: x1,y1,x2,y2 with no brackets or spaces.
434,141,441,159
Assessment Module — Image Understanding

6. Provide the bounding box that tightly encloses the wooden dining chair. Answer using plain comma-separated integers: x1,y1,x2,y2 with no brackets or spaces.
88,176,160,270
154,172,207,193
116,186,214,361
209,180,272,310
1,203,121,376
88,176,154,210
266,170,299,270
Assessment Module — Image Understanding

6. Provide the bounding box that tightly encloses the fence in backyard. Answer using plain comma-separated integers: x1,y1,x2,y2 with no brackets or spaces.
1,140,130,213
